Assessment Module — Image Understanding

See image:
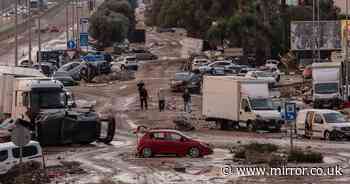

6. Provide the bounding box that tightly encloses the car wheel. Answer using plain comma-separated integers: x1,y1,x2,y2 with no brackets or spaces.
142,147,153,158
188,147,200,158
324,131,331,140
247,121,256,132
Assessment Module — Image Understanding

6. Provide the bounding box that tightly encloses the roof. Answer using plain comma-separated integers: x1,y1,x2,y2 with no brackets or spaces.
312,62,341,68
299,109,339,114
149,129,183,134
0,66,44,77
0,141,40,149
30,79,63,89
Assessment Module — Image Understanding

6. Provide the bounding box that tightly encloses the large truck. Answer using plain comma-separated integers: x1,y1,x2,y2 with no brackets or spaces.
0,66,115,145
312,62,344,109
202,76,282,131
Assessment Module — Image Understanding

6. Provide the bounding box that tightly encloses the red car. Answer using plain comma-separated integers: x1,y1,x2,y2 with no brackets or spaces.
137,129,213,158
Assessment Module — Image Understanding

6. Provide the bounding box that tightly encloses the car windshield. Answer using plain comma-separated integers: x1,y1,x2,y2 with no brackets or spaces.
175,73,191,81
250,98,275,110
39,92,66,108
315,83,338,94
324,113,347,123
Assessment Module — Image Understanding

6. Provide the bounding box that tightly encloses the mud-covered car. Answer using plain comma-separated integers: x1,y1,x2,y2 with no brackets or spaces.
170,72,202,93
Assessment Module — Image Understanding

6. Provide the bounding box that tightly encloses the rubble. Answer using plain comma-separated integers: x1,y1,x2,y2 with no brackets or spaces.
93,71,136,83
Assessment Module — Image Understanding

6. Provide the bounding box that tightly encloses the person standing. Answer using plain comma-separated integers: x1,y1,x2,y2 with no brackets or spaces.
157,88,166,112
182,88,191,113
140,87,149,110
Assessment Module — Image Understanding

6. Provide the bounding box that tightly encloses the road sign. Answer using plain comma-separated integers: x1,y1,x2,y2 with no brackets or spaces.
284,102,297,121
67,40,76,49
80,33,89,47
11,123,31,147
80,17,89,33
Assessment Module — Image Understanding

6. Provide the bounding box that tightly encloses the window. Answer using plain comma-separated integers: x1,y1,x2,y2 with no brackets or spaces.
242,99,250,112
152,132,165,140
12,146,38,158
0,150,8,162
314,114,323,124
167,133,182,141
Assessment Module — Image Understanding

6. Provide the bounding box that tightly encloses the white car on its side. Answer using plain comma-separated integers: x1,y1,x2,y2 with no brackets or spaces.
245,71,277,87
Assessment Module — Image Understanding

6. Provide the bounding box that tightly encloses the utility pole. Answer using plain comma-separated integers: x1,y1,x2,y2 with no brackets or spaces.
317,0,321,62
66,1,69,45
76,0,80,50
346,0,349,100
15,0,18,66
28,0,32,64
312,0,316,64
38,16,41,69
72,0,75,42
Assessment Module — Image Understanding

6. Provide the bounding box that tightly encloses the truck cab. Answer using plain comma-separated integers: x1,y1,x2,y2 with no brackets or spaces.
312,62,343,109
240,97,282,131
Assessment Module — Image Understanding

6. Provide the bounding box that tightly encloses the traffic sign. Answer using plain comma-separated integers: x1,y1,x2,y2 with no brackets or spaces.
67,40,76,49
284,102,296,121
11,123,31,147
80,33,89,47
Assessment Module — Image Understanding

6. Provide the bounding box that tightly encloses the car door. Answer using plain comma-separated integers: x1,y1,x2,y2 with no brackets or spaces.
312,113,325,138
0,149,11,174
151,132,168,154
165,132,188,155
239,98,254,127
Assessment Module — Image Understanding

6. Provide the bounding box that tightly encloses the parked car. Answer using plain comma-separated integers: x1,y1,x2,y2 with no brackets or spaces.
191,58,211,71
135,52,158,61
245,71,277,87
156,27,176,33
296,109,350,140
33,62,57,76
170,72,202,93
198,60,233,73
117,55,139,70
0,141,43,174
137,129,213,158
0,119,15,143
303,65,312,79
56,62,82,80
265,59,279,69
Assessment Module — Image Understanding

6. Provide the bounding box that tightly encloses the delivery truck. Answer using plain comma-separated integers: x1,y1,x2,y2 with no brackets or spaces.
0,66,115,145
312,62,344,109
202,76,282,131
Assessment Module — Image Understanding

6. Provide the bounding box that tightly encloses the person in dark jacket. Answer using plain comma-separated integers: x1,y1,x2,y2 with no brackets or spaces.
182,88,191,113
140,87,149,110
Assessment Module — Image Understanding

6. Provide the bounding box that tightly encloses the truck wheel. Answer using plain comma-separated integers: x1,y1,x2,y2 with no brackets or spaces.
247,121,256,132
98,117,116,144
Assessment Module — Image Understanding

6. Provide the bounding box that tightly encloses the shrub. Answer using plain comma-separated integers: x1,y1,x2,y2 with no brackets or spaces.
244,142,279,153
288,149,323,163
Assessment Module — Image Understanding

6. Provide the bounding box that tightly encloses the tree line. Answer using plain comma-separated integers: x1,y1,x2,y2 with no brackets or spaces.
146,0,340,64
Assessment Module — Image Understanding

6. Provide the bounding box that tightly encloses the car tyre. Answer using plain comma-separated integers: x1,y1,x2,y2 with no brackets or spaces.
247,121,256,132
142,147,153,158
324,131,331,140
188,147,200,158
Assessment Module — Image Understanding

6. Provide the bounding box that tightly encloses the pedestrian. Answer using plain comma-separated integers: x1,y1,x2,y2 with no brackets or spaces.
182,88,191,113
157,88,165,112
140,86,149,111
137,80,145,94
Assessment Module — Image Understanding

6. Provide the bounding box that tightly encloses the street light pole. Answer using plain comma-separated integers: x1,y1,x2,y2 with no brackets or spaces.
15,0,18,66
346,0,349,100
312,0,316,63
66,2,69,45
317,0,321,62
28,0,32,64
76,0,80,50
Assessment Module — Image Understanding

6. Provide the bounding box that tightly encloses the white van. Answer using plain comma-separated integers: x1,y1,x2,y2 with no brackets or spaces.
0,141,43,174
296,109,350,140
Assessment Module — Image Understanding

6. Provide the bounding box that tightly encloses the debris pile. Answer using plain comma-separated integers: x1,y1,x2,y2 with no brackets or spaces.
0,161,50,184
93,71,136,83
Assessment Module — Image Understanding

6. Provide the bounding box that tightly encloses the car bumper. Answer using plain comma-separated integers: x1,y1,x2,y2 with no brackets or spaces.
255,119,282,130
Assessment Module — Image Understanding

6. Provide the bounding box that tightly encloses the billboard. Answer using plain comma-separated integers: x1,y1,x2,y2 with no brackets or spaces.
291,21,341,51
